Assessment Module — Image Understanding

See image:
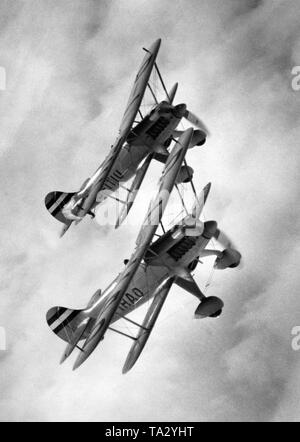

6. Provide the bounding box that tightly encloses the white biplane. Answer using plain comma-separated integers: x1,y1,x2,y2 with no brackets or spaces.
46,128,241,373
45,39,209,236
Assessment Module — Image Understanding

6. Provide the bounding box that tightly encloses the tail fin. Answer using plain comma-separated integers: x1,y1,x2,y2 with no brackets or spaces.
166,82,178,104
191,182,211,219
46,306,89,344
44,191,75,225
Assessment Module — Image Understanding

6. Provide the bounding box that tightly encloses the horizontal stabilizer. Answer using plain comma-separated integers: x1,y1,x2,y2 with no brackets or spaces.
60,317,94,363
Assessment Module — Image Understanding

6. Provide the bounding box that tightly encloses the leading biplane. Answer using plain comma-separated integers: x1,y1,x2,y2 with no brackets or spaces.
46,128,241,373
44,39,209,236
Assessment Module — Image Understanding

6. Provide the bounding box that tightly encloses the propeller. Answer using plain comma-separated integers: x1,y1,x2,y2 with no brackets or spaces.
213,228,243,269
184,110,210,136
213,228,236,249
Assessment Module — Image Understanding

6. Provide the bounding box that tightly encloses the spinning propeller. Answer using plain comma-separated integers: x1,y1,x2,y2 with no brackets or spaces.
213,228,243,269
184,110,210,136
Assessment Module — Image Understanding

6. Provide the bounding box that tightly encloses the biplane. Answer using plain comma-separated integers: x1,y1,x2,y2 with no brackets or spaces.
46,128,241,373
44,38,209,236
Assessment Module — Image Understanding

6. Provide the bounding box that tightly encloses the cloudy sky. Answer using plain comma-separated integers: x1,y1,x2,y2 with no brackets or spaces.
1,0,300,422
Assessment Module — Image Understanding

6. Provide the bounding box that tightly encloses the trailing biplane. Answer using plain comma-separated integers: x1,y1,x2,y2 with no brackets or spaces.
46,128,241,373
44,39,209,236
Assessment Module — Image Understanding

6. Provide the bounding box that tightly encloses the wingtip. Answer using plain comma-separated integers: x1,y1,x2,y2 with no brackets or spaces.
60,353,68,365
72,360,81,371
60,345,73,364
122,361,132,375
148,38,161,54
204,181,212,192
72,351,85,371
59,222,72,238
203,182,211,202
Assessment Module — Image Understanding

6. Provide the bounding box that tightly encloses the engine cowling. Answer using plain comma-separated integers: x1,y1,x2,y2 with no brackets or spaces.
194,296,224,319
189,130,206,148
176,165,194,183
214,248,241,269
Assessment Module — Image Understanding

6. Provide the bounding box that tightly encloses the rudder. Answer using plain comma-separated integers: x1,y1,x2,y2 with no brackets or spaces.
45,191,75,225
46,306,89,344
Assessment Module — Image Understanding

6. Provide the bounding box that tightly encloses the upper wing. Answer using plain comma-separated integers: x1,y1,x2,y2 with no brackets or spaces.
70,39,161,217
73,128,193,370
119,38,161,134
115,153,153,228
136,128,194,247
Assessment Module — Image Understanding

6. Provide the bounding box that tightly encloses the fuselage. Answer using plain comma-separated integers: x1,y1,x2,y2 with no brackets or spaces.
86,220,218,325
64,102,187,220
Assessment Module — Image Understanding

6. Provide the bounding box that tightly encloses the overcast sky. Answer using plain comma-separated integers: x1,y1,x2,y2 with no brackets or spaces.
0,0,300,422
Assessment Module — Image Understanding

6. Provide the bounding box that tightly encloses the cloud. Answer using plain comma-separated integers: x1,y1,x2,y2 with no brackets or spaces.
0,0,300,421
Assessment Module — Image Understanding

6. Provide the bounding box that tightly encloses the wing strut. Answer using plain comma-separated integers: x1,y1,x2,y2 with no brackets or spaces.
154,63,170,102
108,327,137,341
171,135,198,200
143,47,170,102
175,183,189,216
147,83,158,104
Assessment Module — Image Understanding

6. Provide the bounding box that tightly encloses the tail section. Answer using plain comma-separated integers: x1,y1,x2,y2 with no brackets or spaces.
44,191,75,225
191,182,211,219
46,306,90,344
46,289,102,362
166,82,178,104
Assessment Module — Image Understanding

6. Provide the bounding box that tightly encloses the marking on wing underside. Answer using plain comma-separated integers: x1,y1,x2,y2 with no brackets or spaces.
123,93,141,119
162,148,182,182
145,198,163,226
135,54,153,81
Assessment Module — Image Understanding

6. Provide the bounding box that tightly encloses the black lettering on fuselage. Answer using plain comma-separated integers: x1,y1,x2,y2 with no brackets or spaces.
126,293,136,304
118,288,145,312
132,288,144,298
